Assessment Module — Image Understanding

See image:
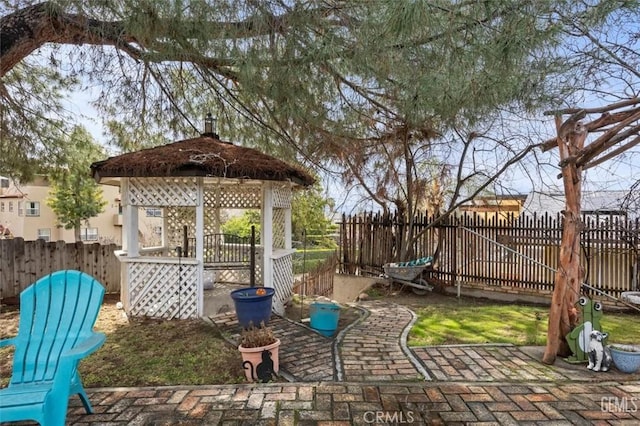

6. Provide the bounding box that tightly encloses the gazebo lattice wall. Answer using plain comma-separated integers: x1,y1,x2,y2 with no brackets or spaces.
118,177,294,319
269,186,294,314
120,177,200,319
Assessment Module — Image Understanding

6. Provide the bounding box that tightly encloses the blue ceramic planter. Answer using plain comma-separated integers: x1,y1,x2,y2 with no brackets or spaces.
230,287,274,329
610,345,640,373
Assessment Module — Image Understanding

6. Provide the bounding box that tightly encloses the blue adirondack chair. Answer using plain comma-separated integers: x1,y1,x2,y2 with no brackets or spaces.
0,270,106,426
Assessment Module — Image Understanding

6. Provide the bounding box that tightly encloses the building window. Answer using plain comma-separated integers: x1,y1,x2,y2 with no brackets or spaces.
0,202,4,212
37,228,51,242
18,201,23,216
26,201,40,217
0,178,8,188
154,226,162,235
80,228,99,241
8,201,13,212
146,208,162,217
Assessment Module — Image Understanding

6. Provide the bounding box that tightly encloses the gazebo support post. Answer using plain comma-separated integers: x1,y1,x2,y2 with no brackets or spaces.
262,182,274,289
195,177,204,317
120,178,138,312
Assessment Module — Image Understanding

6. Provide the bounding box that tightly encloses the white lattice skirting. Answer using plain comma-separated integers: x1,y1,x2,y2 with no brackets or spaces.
127,261,199,319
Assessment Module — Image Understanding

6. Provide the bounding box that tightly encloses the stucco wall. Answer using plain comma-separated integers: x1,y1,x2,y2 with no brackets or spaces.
331,274,378,303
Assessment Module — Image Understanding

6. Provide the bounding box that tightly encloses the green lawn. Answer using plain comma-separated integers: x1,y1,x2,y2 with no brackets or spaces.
409,302,640,347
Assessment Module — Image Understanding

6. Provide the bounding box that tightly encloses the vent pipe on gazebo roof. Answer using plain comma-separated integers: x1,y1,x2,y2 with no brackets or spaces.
202,112,219,139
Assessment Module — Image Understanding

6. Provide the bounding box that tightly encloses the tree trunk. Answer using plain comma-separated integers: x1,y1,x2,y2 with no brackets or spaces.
542,115,587,364
74,223,81,243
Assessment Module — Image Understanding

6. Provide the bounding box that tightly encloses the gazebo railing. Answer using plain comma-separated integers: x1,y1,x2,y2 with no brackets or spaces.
184,226,257,286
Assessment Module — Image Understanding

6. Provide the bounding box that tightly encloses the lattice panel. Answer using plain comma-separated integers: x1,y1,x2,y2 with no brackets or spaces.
127,177,198,206
127,262,199,319
272,186,292,209
273,209,286,249
165,206,195,255
204,207,220,235
214,250,264,284
203,184,262,209
272,254,294,315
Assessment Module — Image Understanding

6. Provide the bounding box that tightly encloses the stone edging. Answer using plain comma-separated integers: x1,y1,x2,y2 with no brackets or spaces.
333,304,369,381
400,305,433,381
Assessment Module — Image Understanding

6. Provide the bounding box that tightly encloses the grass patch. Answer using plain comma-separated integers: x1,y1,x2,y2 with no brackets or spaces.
410,301,640,347
0,299,245,388
80,318,245,387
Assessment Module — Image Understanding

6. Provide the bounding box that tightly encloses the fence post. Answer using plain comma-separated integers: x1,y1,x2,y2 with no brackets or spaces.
182,225,189,257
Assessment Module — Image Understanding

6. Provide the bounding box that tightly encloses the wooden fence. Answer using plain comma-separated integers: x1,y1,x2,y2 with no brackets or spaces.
293,252,338,297
0,238,121,300
339,212,640,301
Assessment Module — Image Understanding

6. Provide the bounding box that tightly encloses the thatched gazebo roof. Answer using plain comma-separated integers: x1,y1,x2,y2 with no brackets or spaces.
91,136,315,186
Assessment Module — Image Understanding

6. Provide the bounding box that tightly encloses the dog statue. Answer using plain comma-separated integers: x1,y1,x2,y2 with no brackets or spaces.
587,330,612,372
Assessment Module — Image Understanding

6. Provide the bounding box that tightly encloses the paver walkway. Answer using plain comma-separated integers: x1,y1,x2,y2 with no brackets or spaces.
209,312,336,381
413,344,639,383
62,381,640,425
338,301,429,381
210,300,430,383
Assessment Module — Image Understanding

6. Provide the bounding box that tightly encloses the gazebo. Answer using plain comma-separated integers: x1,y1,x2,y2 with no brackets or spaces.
90,120,314,319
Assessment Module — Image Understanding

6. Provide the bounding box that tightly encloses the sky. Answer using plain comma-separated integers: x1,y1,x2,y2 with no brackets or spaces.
63,86,639,215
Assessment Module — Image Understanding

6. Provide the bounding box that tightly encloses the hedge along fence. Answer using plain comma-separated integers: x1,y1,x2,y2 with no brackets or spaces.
0,238,121,300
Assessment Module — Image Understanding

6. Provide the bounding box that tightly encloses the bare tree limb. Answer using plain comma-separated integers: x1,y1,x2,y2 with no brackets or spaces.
544,96,640,116
583,134,640,170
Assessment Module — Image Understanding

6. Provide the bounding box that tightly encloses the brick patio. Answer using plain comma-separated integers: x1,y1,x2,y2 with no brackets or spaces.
3,300,640,425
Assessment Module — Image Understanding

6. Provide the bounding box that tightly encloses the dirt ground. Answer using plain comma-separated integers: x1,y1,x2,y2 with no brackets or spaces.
358,279,521,311
281,279,491,335
284,296,363,336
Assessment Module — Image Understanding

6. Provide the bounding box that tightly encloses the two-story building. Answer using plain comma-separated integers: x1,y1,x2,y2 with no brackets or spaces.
0,176,162,244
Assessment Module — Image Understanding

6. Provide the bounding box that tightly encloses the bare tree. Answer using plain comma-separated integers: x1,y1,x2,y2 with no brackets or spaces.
540,98,640,364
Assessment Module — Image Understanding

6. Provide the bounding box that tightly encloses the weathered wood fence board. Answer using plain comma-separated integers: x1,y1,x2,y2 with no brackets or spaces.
0,239,121,299
293,252,338,297
339,212,640,301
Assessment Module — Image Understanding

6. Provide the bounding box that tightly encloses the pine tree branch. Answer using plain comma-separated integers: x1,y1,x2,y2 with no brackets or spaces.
0,1,337,77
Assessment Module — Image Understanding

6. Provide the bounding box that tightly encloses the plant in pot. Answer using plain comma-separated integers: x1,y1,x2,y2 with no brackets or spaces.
238,321,280,383
609,344,640,373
